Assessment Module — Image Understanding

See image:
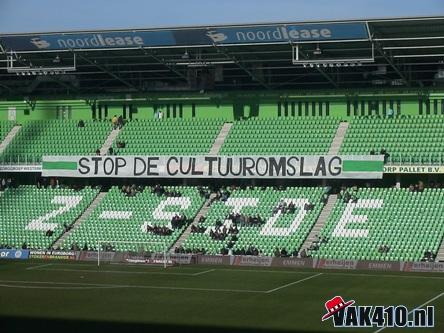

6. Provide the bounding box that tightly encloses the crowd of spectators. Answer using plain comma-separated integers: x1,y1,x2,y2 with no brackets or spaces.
0,177,13,191
338,186,359,204
121,184,143,197
422,250,436,262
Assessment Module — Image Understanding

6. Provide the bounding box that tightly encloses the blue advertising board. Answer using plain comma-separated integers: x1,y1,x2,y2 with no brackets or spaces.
0,249,30,260
0,22,368,51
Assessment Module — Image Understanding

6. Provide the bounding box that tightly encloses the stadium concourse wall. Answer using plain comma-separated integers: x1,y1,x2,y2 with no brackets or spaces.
16,249,444,273
0,89,443,122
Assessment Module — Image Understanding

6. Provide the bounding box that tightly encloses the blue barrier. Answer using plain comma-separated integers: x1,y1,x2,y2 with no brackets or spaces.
0,249,30,260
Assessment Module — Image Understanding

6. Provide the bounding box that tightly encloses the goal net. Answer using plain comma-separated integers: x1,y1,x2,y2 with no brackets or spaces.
97,240,172,268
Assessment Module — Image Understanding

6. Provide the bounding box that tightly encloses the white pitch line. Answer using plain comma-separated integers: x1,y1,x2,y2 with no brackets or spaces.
192,269,216,276
265,273,323,294
373,290,444,333
26,263,54,270
0,279,264,294
33,267,212,277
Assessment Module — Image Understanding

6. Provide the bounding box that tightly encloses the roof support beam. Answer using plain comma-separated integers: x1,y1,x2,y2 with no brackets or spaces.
212,44,271,90
75,52,143,92
296,48,339,88
141,49,189,81
375,43,421,88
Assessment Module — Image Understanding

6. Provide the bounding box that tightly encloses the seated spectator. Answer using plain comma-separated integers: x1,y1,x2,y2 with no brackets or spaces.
77,120,85,128
96,148,101,155
112,115,118,129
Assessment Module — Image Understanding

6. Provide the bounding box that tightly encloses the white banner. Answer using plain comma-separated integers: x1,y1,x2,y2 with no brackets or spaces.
41,155,383,179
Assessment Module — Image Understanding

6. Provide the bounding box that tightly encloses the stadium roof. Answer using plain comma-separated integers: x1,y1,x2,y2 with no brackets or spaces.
0,16,444,98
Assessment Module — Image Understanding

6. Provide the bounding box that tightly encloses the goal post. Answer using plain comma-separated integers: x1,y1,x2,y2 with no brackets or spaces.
97,240,168,268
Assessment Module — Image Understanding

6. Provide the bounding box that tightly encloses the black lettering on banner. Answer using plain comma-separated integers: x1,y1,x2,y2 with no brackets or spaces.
191,157,203,175
256,157,269,176
243,157,255,176
344,307,359,326
103,157,114,175
167,157,178,176
329,156,342,176
205,156,217,176
300,157,313,176
133,157,146,176
332,309,346,327
314,156,327,177
218,158,230,176
78,157,90,175
269,157,286,176
286,157,298,176
91,157,102,175
230,157,242,176
115,157,126,176
179,157,192,175
147,157,159,176
359,306,372,327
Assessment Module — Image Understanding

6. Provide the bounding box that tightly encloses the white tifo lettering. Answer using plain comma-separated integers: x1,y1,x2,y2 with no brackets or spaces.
332,199,383,238
260,198,308,236
224,197,259,214
57,34,144,49
26,196,83,231
141,197,191,231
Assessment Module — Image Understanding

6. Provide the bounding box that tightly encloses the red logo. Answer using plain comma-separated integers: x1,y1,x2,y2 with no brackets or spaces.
322,296,355,321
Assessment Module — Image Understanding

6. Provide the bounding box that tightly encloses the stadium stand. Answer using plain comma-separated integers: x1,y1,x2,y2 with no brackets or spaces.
340,115,444,164
219,117,339,155
0,121,14,143
0,185,99,250
61,186,206,252
310,187,444,261
0,120,111,163
112,118,224,155
181,186,325,256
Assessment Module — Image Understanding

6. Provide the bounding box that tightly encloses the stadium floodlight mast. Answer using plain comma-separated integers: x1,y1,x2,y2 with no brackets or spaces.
97,240,168,268
6,51,77,75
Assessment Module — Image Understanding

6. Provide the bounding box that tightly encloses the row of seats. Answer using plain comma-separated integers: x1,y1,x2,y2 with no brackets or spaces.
112,118,224,155
182,187,325,256
341,116,444,163
61,186,205,252
311,187,444,261
0,121,13,144
1,116,444,164
0,120,111,163
0,185,99,249
1,185,443,262
220,117,339,155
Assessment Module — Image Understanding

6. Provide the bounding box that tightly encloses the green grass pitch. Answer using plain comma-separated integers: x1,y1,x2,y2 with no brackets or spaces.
0,260,442,333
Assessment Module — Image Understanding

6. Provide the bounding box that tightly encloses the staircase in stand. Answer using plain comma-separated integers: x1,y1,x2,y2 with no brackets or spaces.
169,194,216,253
300,194,337,254
436,237,444,262
328,122,349,155
100,128,121,155
51,192,107,249
209,122,232,155
0,125,21,155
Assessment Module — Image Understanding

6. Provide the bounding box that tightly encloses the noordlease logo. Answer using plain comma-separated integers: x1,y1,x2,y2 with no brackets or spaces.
30,37,51,49
222,26,332,43
50,34,145,49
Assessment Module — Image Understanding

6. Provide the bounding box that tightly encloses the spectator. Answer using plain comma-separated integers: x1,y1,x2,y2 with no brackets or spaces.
96,148,101,155
112,115,118,129
77,119,85,128
117,115,124,129
108,147,114,155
